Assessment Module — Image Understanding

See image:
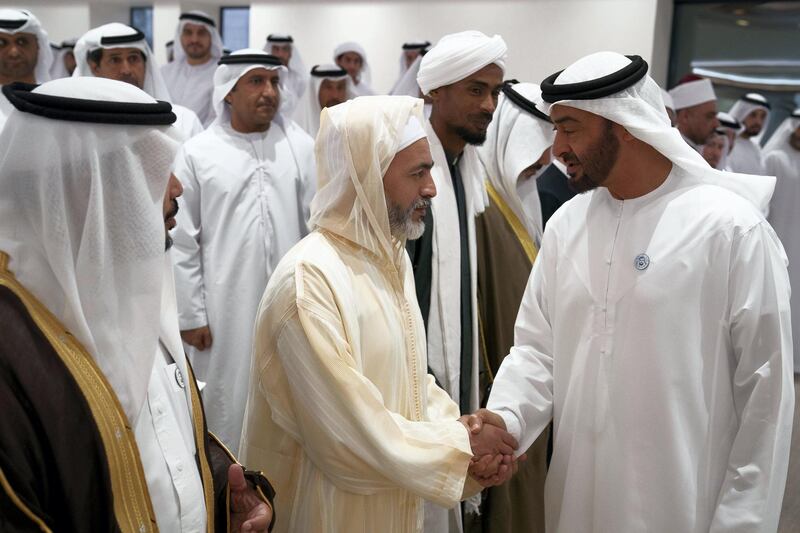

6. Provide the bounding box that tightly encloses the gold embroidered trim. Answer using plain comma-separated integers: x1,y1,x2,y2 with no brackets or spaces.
0,466,52,532
0,251,157,533
186,364,216,532
485,182,538,264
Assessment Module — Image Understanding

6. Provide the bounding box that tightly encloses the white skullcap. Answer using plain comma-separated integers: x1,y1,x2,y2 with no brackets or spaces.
417,30,507,95
396,114,427,152
668,78,716,110
660,88,674,111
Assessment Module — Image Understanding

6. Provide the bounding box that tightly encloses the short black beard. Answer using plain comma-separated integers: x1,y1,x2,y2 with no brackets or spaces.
164,199,179,251
566,121,620,194
454,126,487,146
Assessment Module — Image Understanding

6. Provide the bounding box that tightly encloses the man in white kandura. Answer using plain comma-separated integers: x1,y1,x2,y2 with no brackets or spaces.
727,92,771,175
334,41,375,96
73,23,203,141
295,63,352,138
0,9,52,129
482,51,793,533
161,11,223,126
765,108,800,375
263,34,308,115
171,49,316,452
239,95,521,533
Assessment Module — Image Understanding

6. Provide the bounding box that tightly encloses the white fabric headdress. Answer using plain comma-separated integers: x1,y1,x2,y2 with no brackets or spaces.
333,41,371,87
0,76,182,423
542,51,774,214
264,34,309,113
478,82,554,243
397,114,427,152
49,38,76,80
668,77,716,110
391,55,424,97
295,64,353,137
417,31,507,95
728,92,771,138
763,109,800,157
660,88,674,111
310,95,426,264
0,9,52,83
73,23,172,101
173,10,224,64
211,48,288,126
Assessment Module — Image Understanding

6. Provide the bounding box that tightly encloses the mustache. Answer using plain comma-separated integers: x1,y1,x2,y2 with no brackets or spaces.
561,152,580,164
165,199,179,221
413,198,431,210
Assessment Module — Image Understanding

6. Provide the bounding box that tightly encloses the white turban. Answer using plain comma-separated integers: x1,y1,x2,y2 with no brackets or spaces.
73,23,172,102
0,9,52,83
417,30,507,95
668,77,716,110
542,51,774,214
211,48,287,126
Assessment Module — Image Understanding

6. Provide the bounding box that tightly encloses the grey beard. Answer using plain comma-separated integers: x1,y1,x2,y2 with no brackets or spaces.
387,197,430,240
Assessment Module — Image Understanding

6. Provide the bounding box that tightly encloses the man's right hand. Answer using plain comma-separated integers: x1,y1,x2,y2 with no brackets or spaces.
181,325,213,350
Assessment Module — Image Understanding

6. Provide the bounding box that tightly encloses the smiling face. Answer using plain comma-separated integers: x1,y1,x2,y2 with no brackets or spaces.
382,138,436,240
225,67,281,133
550,105,621,193
428,63,504,147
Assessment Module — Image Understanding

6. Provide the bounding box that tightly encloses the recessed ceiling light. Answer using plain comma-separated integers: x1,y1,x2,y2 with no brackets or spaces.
736,19,750,27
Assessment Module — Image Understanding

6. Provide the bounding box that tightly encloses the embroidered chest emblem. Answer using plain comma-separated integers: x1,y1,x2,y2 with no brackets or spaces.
634,253,650,271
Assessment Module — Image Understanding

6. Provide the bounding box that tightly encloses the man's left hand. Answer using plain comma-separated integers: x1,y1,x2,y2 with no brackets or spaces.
228,464,273,532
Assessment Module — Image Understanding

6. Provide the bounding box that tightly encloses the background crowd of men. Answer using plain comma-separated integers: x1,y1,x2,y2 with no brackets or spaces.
0,6,798,533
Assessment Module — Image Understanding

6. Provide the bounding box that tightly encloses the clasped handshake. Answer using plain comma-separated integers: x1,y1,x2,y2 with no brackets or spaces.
457,408,525,487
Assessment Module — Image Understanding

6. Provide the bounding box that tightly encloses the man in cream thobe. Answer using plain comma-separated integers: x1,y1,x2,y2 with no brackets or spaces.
171,50,315,452
485,51,793,533
239,95,519,533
